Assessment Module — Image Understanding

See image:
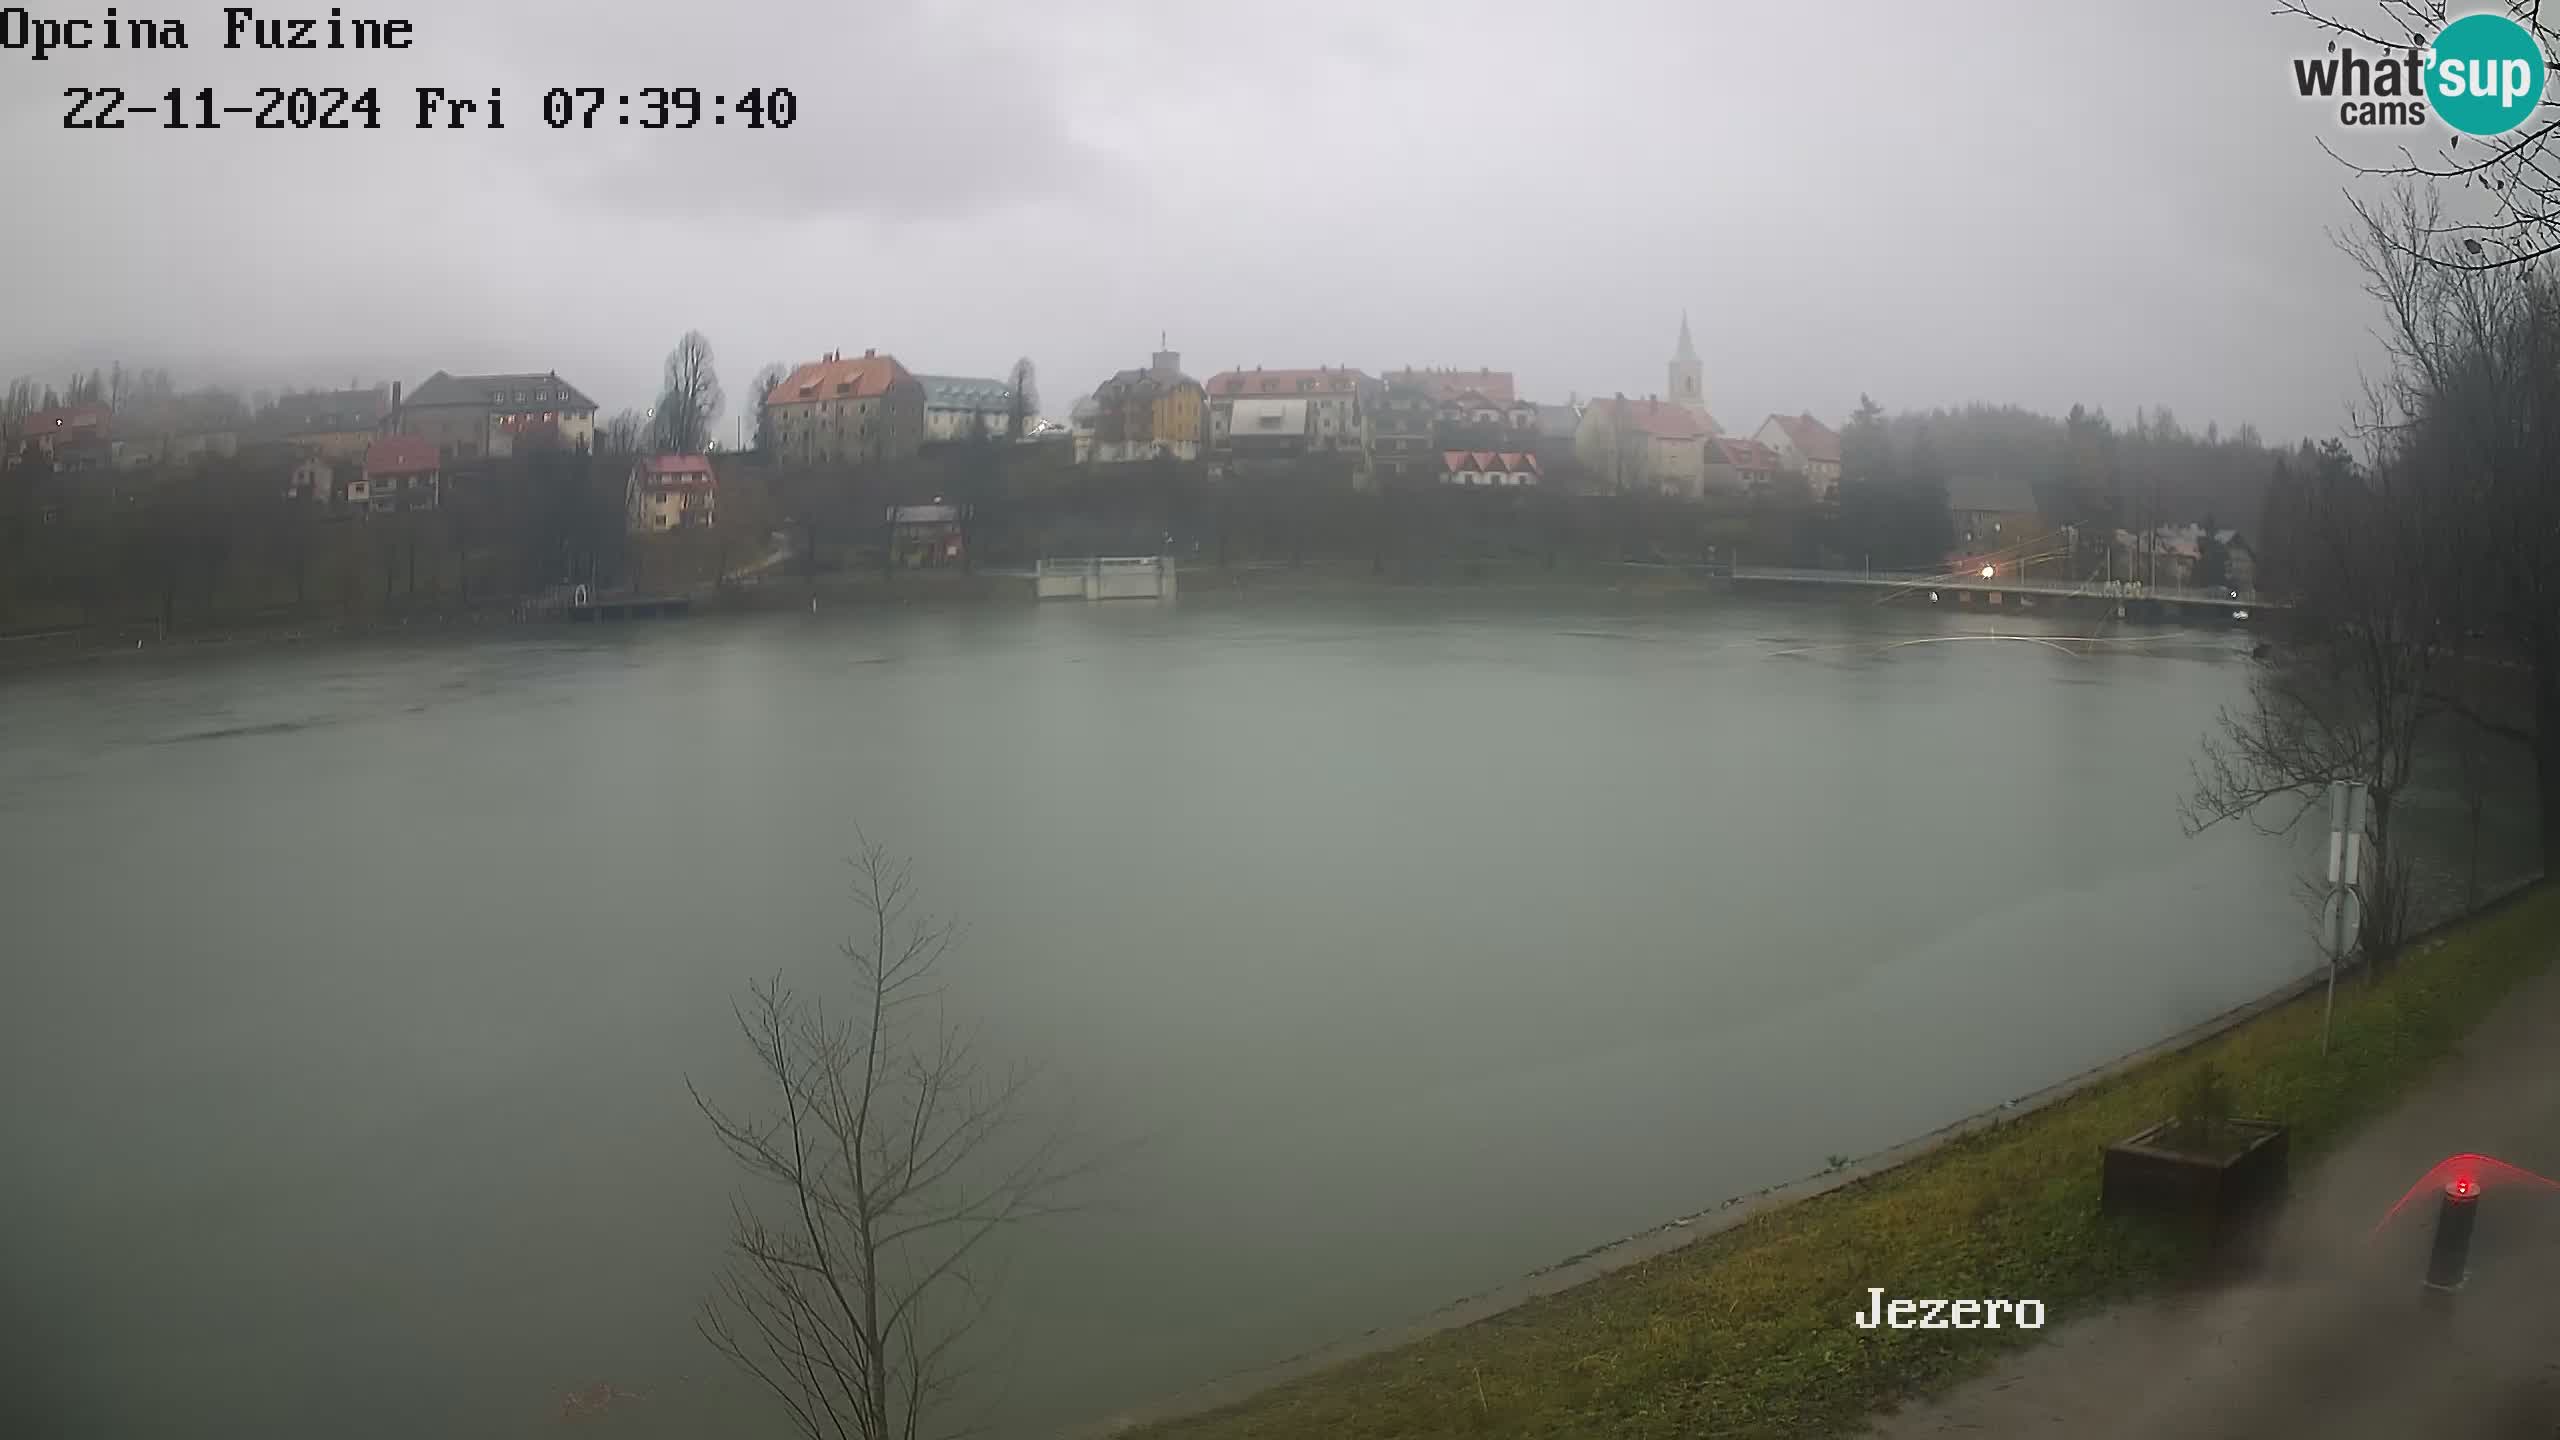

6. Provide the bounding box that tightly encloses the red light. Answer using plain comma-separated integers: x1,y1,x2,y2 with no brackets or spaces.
2371,1152,2556,1237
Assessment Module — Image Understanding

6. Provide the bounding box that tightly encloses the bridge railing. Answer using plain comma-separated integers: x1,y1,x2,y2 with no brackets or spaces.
1728,565,2255,606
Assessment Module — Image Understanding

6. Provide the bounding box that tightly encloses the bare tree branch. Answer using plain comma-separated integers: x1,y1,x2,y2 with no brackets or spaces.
690,838,1084,1440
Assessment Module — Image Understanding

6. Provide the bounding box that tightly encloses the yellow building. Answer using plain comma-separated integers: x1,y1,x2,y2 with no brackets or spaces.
627,454,717,533
1089,343,1204,464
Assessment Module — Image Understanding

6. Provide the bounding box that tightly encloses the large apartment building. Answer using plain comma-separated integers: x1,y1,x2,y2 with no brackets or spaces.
763,350,926,466
402,371,597,459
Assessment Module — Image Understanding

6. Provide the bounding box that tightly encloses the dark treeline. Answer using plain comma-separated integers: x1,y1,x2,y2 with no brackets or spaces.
2187,189,2560,963
1,380,2307,638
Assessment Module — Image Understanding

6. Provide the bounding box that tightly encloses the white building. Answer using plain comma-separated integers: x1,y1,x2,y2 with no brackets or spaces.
916,374,1017,444
286,456,335,503
1438,449,1541,487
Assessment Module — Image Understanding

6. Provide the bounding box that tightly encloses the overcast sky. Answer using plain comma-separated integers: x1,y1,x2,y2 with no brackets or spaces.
2,0,2448,441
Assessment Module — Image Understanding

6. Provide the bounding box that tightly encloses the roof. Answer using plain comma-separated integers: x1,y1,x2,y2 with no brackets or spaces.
407,371,597,413
1762,412,1841,465
916,375,1015,410
890,504,960,524
1205,368,1367,397
768,353,911,407
1097,364,1199,396
1069,394,1099,421
1536,403,1581,438
23,404,111,433
1586,396,1714,441
1384,368,1516,404
364,435,441,474
1675,313,1700,364
1945,472,2042,514
1440,450,1540,471
1710,436,1783,468
634,453,714,477
267,388,388,433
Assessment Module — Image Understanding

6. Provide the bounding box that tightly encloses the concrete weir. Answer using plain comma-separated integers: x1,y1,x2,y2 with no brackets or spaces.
1034,556,1178,601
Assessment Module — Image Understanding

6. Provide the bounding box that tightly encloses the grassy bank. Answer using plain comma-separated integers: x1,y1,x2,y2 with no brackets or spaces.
1132,886,2560,1440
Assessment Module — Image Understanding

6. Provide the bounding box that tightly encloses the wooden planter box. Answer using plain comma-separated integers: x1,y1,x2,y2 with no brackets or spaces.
2101,1118,2290,1228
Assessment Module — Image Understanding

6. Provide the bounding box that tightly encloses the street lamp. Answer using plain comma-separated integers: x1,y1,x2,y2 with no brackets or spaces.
1980,564,1995,579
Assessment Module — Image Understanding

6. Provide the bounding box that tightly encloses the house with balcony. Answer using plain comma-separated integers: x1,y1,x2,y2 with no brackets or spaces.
1205,367,1372,467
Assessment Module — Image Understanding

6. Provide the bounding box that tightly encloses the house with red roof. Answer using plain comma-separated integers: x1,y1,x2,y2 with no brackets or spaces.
1752,412,1843,496
355,434,442,513
1706,436,1786,493
1437,450,1541,488
1574,395,1716,498
627,454,717,534
763,349,924,467
14,404,112,470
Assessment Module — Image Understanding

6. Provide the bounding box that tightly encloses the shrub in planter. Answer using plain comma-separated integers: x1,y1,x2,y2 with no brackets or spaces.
2102,1062,2290,1230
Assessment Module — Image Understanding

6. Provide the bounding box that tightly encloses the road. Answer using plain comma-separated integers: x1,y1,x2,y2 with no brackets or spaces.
1863,941,2560,1440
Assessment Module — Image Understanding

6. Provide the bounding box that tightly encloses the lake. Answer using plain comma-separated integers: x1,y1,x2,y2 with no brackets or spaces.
0,590,2531,1437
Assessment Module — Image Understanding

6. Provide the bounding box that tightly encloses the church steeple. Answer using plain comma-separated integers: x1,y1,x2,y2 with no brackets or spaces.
1669,311,1705,416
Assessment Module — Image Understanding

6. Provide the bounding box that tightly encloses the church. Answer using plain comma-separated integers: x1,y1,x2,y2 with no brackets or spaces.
1570,314,1727,496
1666,312,1720,433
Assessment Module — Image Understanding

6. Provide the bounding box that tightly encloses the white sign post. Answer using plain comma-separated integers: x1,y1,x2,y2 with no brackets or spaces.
2322,779,2369,1055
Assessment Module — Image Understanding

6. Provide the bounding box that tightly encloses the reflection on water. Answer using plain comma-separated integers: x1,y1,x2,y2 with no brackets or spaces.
0,594,2536,1438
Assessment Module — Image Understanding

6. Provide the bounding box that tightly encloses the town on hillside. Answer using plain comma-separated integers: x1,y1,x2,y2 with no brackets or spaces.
0,318,2278,635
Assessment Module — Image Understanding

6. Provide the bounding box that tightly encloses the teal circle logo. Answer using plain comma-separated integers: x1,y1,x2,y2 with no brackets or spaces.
2428,14,2548,136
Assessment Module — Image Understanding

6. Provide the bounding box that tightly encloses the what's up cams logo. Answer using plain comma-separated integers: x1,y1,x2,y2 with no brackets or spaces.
2293,11,2548,134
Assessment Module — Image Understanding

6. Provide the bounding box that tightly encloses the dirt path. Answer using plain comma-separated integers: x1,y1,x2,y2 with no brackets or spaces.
1864,951,2560,1440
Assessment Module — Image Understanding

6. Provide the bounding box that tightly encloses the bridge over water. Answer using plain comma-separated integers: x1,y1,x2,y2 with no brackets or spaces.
1728,565,2280,620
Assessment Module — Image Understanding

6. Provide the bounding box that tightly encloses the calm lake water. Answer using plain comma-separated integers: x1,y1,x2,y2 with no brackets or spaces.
0,591,2533,1438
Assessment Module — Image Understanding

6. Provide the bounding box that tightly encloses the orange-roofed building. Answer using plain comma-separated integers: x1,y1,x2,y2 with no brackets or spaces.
627,454,717,534
15,404,112,470
1752,412,1843,496
1706,436,1786,493
763,349,925,467
356,434,442,513
1436,450,1541,488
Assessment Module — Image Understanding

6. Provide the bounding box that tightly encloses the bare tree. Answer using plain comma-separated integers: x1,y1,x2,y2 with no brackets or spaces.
601,409,652,456
2182,432,2456,969
2340,186,2558,868
655,330,725,455
751,363,789,455
691,840,1080,1440
1005,358,1038,441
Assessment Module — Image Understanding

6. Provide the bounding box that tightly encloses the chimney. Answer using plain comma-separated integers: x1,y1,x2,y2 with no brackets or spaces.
391,380,403,432
863,348,875,359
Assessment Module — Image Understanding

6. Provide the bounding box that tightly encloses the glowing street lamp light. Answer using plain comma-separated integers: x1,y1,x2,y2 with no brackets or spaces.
1980,564,1996,579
